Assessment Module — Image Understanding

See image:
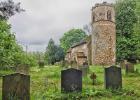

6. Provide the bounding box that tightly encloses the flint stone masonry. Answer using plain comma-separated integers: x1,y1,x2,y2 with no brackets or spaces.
91,3,116,66
2,73,30,100
61,68,82,92
104,66,122,89
65,2,116,66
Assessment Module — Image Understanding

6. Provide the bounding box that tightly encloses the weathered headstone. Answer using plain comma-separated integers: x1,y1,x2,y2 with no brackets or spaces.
120,60,127,69
38,61,45,68
16,64,30,75
80,62,89,76
61,68,82,92
71,60,78,68
2,73,30,100
104,66,122,89
125,62,135,73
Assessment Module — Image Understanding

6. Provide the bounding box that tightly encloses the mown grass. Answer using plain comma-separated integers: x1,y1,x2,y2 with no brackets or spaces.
0,64,140,100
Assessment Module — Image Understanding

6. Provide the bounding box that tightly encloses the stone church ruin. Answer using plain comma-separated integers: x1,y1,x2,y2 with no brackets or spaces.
65,2,116,67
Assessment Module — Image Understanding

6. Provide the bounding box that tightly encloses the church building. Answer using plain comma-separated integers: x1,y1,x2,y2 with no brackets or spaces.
65,2,116,67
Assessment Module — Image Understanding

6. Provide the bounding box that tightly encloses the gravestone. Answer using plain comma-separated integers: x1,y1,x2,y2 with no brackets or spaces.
16,64,30,75
61,68,82,92
104,66,122,89
71,60,78,68
38,61,45,68
120,60,127,69
80,62,89,76
2,73,30,100
125,62,135,73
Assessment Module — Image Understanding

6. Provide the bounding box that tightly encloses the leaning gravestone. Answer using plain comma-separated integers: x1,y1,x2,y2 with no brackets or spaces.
61,68,82,92
2,73,30,100
104,66,122,89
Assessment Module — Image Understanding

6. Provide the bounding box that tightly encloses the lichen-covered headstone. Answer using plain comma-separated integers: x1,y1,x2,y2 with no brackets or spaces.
61,68,82,93
104,66,122,89
2,73,30,100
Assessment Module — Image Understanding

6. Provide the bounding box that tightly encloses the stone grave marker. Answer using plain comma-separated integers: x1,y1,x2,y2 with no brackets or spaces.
80,61,89,76
38,61,45,68
16,64,30,75
70,60,78,69
125,62,135,73
2,73,30,100
104,66,122,89
61,68,82,92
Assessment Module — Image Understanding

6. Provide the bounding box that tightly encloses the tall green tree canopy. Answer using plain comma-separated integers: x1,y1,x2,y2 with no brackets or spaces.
115,0,140,62
60,29,87,52
45,39,64,65
45,39,57,65
116,0,137,37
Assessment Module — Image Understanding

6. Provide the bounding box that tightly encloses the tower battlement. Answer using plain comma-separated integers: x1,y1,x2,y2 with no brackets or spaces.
91,2,115,24
92,2,114,10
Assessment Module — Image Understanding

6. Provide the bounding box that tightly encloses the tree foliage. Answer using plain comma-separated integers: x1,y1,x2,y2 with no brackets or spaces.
0,0,24,20
115,0,140,62
116,0,137,37
0,0,37,69
45,39,64,65
60,29,87,52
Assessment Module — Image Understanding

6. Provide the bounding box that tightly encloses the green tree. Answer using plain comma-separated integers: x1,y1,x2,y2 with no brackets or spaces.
45,39,65,65
45,38,57,65
115,0,140,62
0,20,21,68
134,0,140,34
55,46,64,62
60,29,87,52
0,0,37,68
116,0,137,37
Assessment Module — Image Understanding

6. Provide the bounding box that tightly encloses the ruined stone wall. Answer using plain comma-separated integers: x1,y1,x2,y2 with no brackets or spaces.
91,3,116,66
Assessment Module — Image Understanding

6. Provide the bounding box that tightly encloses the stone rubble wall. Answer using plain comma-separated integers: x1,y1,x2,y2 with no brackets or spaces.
92,21,116,66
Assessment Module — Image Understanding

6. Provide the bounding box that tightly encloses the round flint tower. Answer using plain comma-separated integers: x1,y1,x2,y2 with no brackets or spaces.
91,2,116,66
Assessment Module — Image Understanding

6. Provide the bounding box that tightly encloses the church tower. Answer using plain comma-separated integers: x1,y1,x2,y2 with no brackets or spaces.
91,2,116,66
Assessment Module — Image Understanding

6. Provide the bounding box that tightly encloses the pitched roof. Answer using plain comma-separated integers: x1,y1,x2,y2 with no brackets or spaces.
71,40,87,48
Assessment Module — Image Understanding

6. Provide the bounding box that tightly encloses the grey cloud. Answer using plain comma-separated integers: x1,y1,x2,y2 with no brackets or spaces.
9,0,115,52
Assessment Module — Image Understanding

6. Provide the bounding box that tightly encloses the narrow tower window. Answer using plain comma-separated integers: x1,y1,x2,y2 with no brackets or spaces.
92,15,95,23
107,10,112,21
92,12,95,23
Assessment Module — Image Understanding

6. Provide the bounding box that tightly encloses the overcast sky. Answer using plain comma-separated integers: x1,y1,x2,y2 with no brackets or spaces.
9,0,115,52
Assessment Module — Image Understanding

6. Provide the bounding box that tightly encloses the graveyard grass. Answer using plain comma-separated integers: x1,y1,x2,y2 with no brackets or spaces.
0,65,140,100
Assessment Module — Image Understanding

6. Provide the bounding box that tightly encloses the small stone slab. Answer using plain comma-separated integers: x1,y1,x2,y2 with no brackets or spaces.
16,64,30,75
61,68,82,93
2,73,30,100
104,66,122,89
125,62,135,73
80,62,89,76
